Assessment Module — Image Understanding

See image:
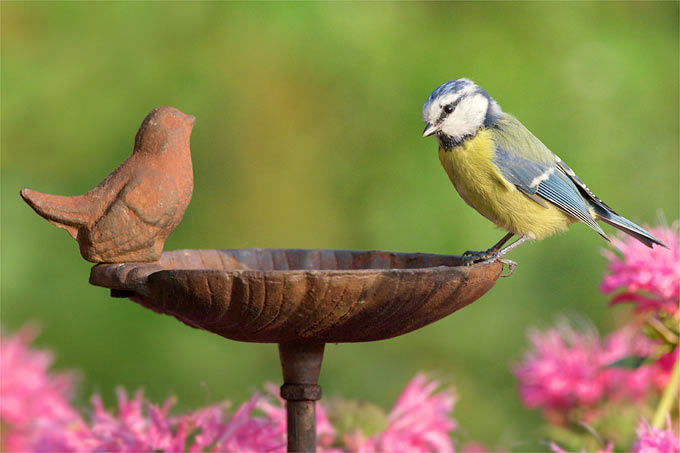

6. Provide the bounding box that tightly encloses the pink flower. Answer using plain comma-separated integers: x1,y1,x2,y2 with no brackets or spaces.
24,386,340,452
83,388,195,451
20,388,224,452
0,325,81,452
514,322,606,415
344,374,457,452
0,326,340,452
601,224,679,313
632,418,680,453
2,325,463,452
599,327,659,399
513,321,661,421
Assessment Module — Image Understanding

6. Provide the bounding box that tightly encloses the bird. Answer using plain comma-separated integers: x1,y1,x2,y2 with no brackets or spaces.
421,78,666,269
20,106,195,263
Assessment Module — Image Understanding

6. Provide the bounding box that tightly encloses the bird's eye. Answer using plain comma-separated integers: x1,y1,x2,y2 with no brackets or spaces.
443,104,454,114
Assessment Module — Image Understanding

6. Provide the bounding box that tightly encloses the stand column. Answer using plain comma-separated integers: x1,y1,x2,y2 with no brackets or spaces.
278,343,325,453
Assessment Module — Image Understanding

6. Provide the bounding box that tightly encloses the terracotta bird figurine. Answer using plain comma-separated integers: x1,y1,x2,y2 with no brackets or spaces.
21,106,195,263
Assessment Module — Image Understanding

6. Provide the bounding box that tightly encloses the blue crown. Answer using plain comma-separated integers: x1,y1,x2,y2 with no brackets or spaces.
426,78,475,103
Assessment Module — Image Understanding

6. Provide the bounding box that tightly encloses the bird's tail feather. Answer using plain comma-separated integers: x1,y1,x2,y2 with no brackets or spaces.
20,188,93,239
595,208,667,249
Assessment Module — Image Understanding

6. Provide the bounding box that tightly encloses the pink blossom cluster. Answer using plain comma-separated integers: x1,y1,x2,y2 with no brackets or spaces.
0,325,81,451
632,418,680,453
0,327,458,452
74,386,339,453
4,382,339,452
600,224,679,313
516,222,680,451
513,321,664,422
343,374,457,452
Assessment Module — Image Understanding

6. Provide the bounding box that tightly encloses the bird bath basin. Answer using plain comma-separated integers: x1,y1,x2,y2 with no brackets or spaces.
90,248,503,451
90,248,502,343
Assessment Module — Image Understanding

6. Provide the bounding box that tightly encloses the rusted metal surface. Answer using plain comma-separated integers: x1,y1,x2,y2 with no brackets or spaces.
90,248,503,343
21,107,507,453
285,400,317,453
279,343,325,453
20,106,194,263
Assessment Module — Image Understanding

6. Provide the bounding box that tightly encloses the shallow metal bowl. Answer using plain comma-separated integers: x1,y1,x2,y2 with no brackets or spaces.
90,249,503,343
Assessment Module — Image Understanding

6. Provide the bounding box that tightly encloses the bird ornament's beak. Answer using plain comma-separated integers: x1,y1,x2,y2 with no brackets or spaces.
422,122,438,137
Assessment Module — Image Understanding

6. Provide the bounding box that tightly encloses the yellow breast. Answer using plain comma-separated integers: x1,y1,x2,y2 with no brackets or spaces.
437,130,573,239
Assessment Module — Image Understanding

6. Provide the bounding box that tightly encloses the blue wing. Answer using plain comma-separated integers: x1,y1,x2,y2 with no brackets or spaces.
492,145,608,239
487,113,667,248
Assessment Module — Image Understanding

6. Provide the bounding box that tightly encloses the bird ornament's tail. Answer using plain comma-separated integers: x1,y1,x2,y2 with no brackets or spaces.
20,188,93,239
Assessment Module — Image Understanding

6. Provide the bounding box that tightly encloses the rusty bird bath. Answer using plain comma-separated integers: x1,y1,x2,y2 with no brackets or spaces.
22,107,505,452
90,248,503,451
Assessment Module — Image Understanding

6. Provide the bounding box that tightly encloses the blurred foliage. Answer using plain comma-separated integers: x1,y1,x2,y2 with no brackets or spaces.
1,1,678,447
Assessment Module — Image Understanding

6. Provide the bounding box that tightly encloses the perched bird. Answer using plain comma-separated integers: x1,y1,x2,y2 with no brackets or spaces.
421,78,666,267
21,106,195,263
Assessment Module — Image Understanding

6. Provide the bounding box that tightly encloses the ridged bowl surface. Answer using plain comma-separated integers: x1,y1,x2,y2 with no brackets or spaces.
90,249,503,343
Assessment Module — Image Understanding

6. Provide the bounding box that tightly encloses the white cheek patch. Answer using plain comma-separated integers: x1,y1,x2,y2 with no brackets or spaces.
440,94,489,139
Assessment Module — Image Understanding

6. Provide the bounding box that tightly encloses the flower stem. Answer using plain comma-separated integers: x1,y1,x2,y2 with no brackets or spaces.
646,316,678,345
652,349,680,428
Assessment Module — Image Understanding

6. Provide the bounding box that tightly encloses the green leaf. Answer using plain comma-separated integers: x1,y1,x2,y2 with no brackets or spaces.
605,355,650,369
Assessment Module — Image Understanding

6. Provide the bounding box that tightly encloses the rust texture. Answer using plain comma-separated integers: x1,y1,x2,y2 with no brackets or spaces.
89,248,504,343
21,106,195,263
286,400,317,453
279,343,325,453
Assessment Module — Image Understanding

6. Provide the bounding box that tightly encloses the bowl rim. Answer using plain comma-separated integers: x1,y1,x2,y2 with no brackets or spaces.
154,247,472,270
90,248,503,293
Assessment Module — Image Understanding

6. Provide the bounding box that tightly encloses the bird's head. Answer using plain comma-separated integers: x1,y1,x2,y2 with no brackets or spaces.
134,106,196,154
422,78,502,149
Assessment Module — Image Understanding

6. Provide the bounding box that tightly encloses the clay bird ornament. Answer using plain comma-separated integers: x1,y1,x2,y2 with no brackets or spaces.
21,106,195,263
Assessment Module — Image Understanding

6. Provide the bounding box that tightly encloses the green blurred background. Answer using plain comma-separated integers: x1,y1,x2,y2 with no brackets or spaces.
2,1,678,447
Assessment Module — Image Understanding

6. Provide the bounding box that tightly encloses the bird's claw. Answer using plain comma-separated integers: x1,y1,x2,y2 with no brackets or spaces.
462,250,495,266
497,258,517,277
462,253,484,266
465,252,517,277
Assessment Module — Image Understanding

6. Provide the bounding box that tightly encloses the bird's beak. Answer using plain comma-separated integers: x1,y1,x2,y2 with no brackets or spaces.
422,122,438,137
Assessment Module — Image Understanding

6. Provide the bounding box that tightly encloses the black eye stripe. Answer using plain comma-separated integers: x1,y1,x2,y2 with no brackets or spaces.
441,96,464,117
450,96,463,109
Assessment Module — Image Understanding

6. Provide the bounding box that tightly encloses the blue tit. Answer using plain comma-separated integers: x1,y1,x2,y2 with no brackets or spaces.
421,78,666,266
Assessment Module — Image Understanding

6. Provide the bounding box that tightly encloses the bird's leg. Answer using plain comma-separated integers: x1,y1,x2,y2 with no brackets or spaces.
463,232,515,264
489,232,515,253
495,235,531,258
